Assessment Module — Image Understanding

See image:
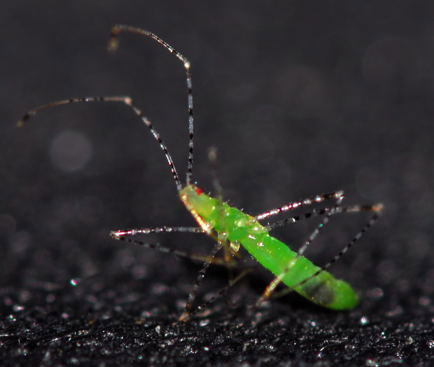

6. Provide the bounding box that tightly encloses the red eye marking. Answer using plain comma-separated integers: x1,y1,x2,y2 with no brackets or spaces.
194,187,203,195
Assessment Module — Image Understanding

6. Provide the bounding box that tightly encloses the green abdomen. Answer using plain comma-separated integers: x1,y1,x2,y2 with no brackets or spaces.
218,205,358,310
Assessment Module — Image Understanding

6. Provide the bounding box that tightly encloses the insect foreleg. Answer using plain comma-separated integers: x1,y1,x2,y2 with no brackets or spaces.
111,230,233,266
110,226,203,237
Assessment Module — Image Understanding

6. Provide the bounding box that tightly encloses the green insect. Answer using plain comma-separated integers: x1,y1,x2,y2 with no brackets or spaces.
19,25,383,321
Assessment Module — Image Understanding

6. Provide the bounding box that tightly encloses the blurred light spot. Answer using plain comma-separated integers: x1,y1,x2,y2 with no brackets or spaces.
12,304,24,312
50,130,93,172
419,296,430,306
367,287,384,299
362,37,415,83
360,316,369,325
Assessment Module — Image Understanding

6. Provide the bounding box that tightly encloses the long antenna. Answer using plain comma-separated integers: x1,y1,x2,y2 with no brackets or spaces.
17,96,184,191
109,25,195,186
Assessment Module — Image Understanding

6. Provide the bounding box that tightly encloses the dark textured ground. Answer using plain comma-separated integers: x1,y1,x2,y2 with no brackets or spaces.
1,2,433,366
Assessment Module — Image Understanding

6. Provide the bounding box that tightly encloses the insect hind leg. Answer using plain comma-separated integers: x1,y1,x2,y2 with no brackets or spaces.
177,235,244,322
258,191,345,305
263,202,384,303
178,241,224,322
184,266,258,321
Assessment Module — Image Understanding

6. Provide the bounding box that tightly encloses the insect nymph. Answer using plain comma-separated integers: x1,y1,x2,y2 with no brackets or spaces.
19,25,383,321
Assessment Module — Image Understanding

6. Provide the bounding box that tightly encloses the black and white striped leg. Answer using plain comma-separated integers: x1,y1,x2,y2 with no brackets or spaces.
110,225,203,238
297,192,345,257
256,194,345,305
255,190,344,221
110,226,238,266
178,241,224,322
265,203,384,230
270,203,384,300
188,266,259,320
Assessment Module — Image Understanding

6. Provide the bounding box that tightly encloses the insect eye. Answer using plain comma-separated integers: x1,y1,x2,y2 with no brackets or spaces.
194,187,203,195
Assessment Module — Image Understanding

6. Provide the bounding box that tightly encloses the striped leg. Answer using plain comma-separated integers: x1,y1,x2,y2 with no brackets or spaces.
256,192,344,305
177,237,248,322
257,199,384,304
270,204,384,301
110,226,238,266
111,226,203,237
185,266,259,320
112,225,245,322
178,241,224,322
265,203,384,230
255,190,344,221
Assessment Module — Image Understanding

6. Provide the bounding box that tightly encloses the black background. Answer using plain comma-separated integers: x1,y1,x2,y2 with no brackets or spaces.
1,1,433,366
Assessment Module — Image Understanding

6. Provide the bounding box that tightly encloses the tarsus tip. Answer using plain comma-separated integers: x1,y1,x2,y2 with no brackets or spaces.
373,203,384,213
107,38,119,53
178,312,190,323
109,230,120,239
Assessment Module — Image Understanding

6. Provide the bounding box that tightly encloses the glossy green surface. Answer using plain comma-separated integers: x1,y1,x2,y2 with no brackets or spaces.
180,185,358,310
